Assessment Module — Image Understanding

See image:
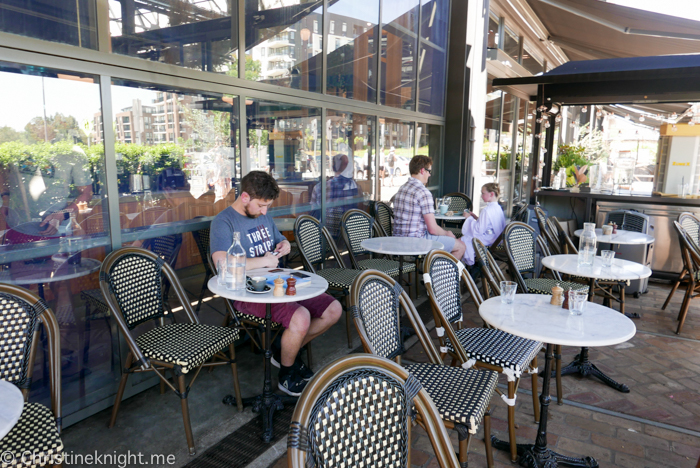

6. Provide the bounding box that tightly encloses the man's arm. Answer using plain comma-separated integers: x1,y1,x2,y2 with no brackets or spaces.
423,213,455,238
39,184,93,235
212,249,280,271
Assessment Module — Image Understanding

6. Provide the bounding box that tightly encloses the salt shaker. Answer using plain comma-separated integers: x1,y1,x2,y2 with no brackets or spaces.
273,276,285,297
550,284,563,306
561,288,571,309
286,277,297,296
612,222,618,234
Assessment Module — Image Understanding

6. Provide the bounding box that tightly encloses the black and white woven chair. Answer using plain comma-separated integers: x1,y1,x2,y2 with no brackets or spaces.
294,215,363,348
442,192,473,239
288,354,461,468
663,213,700,311
0,283,63,467
473,238,507,300
349,270,498,468
191,225,214,315
374,201,394,237
100,247,242,455
340,209,416,282
669,221,700,335
423,250,542,463
503,222,587,296
534,206,561,255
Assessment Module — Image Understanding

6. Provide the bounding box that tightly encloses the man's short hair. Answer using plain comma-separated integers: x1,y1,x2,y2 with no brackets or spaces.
240,171,280,201
409,155,432,175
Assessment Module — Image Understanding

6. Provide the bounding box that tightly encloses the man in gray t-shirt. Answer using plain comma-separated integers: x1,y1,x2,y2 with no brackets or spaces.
210,171,341,397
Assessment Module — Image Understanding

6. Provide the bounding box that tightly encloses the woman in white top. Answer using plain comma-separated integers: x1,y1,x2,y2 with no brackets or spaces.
461,183,507,266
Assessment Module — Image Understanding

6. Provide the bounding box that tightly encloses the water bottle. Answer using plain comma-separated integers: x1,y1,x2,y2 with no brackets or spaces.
64,211,83,265
143,190,155,210
578,222,597,267
226,231,246,291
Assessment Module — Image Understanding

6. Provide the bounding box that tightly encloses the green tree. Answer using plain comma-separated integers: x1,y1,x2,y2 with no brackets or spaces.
0,126,25,144
226,55,262,81
24,113,87,144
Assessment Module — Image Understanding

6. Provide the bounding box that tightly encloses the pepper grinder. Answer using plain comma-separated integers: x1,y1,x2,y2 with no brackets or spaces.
550,284,563,306
286,277,297,296
273,276,285,297
612,222,618,234
561,288,571,310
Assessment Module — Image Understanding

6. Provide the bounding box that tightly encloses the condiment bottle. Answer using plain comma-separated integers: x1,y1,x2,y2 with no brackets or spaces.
612,222,618,234
273,276,285,297
286,277,297,296
561,288,571,309
550,284,563,306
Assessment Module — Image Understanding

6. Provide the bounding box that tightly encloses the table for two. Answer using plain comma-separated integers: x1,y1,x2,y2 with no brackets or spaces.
481,294,635,467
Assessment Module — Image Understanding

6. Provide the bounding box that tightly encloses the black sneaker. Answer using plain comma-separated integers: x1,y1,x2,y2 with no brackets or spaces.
295,356,314,381
278,370,307,397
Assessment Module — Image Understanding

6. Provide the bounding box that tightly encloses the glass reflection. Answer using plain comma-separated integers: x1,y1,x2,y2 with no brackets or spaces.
380,0,419,110
379,118,414,202
109,0,238,73
247,0,322,92
417,0,448,116
482,79,502,184
326,1,379,102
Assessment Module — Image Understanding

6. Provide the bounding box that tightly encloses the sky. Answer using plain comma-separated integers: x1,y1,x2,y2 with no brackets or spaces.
607,0,700,22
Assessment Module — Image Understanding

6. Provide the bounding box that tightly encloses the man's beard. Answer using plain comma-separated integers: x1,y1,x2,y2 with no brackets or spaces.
244,205,261,219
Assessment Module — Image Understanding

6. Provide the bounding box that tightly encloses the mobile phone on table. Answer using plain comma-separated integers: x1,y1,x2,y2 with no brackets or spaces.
290,271,309,279
272,251,280,256
269,268,284,273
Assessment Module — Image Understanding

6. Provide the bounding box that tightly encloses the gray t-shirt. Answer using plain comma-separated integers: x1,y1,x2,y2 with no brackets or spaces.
210,206,286,258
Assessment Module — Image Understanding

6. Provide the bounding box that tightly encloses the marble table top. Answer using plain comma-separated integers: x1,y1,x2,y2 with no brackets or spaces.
0,380,24,440
542,254,652,281
209,268,328,304
434,213,466,221
573,228,654,245
273,217,297,232
0,258,101,286
479,294,636,347
361,237,444,256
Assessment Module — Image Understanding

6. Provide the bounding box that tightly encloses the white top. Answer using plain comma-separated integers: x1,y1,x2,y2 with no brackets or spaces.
573,228,654,245
208,268,328,304
273,217,296,232
542,254,652,281
434,214,466,221
461,201,507,266
0,258,101,286
479,294,636,347
0,380,24,440
361,237,444,256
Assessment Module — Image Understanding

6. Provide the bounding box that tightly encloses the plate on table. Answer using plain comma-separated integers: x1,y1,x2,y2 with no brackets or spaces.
246,284,272,294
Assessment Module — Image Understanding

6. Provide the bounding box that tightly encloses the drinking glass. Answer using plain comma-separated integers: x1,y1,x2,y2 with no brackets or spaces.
570,290,587,316
601,250,615,268
217,260,226,286
500,281,517,304
435,197,443,211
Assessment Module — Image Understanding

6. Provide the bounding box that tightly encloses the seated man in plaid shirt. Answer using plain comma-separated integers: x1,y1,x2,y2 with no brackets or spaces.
393,155,466,259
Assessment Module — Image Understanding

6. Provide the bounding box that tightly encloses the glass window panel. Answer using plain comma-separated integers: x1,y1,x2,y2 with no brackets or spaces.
380,0,419,110
487,14,499,49
110,80,240,246
321,111,374,239
246,99,320,226
417,0,448,116
326,0,379,103
247,0,322,92
521,43,543,75
515,100,531,206
0,62,108,413
417,123,440,190
378,118,414,201
109,0,238,74
502,27,519,63
0,0,97,49
495,93,516,213
482,79,501,185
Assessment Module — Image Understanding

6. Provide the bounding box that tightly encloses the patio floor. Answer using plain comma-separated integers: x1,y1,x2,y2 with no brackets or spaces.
59,266,700,468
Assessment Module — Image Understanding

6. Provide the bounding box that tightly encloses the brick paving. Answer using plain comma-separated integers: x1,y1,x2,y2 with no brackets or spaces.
270,282,700,467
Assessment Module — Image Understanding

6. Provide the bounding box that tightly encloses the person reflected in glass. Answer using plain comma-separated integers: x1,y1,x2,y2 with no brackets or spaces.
309,154,359,241
461,183,507,268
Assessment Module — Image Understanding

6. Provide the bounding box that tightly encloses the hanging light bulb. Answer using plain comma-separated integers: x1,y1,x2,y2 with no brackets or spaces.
639,115,645,122
539,132,546,139
690,120,695,126
672,112,678,119
555,114,562,122
542,115,549,121
596,110,603,118
534,133,540,139
544,122,551,128
570,122,576,128
536,118,542,124
581,106,588,113
542,148,547,153
672,124,678,131
625,114,630,120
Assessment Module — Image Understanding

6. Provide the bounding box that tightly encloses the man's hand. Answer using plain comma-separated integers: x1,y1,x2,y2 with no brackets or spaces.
445,230,456,239
274,240,291,257
38,213,63,235
262,251,280,268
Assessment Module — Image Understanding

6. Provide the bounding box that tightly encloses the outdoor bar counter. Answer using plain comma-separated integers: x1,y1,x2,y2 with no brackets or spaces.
536,189,700,277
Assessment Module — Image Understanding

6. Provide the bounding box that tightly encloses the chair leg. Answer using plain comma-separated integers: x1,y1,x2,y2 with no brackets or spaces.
555,345,563,405
305,343,313,369
619,284,626,315
677,282,693,321
194,274,210,315
228,344,243,412
178,374,196,455
677,284,694,334
484,409,494,468
108,352,133,428
531,356,540,423
507,380,517,462
344,296,352,348
662,270,685,310
457,427,470,468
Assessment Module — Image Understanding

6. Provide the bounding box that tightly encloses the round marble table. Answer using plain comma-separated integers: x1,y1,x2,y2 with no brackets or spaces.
209,268,328,443
573,228,654,245
361,237,443,289
480,294,635,468
434,213,466,222
0,258,101,299
0,379,24,440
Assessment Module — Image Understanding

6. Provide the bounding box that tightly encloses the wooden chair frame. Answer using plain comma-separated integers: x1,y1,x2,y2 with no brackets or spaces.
672,221,700,335
663,213,700,311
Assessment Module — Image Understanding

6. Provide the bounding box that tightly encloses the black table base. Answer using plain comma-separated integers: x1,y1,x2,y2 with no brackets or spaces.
558,347,630,393
492,344,599,467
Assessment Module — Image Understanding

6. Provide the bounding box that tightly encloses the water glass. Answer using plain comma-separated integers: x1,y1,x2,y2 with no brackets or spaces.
217,260,226,286
500,281,517,304
570,290,587,316
601,250,615,268
678,183,689,198
435,197,443,211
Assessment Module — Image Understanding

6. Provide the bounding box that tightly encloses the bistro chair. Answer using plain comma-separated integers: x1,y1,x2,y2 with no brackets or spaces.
191,224,214,315
503,222,588,296
534,206,561,255
442,192,473,239
374,201,394,237
423,250,542,462
340,209,416,293
287,354,461,468
294,215,363,348
349,269,498,468
662,213,700,310
511,203,528,223
100,247,242,455
0,283,63,467
670,221,700,335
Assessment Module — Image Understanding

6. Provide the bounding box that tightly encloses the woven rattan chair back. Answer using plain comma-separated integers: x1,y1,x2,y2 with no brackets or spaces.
534,207,560,255
443,192,472,213
424,253,466,324
294,215,345,272
679,213,700,246
341,209,380,269
288,354,459,468
191,226,212,277
375,201,394,237
0,283,61,423
504,222,559,292
473,238,504,298
511,203,528,222
143,233,183,268
550,217,578,254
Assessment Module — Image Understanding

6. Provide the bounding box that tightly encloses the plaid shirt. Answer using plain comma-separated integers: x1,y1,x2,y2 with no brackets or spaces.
393,177,434,237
